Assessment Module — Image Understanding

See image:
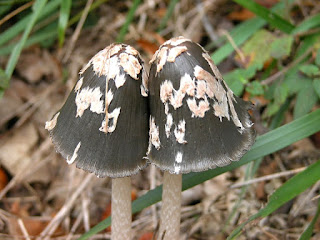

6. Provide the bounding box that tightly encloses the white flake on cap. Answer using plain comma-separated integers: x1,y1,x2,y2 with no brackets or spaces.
160,75,196,111
163,36,191,46
119,53,142,80
180,74,195,96
157,47,168,73
150,116,161,150
202,52,223,80
75,87,104,117
67,142,81,164
227,90,244,131
125,45,139,55
45,112,60,131
174,120,187,144
196,80,207,99
106,56,120,80
187,97,210,118
115,74,126,88
175,152,183,163
99,107,121,133
194,60,245,132
140,67,149,97
167,46,188,62
74,77,83,92
165,113,173,138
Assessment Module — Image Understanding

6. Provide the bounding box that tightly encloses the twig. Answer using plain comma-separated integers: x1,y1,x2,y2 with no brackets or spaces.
219,29,246,64
196,0,219,43
230,167,306,189
261,47,313,85
63,0,94,63
0,83,57,128
291,181,320,217
312,194,320,201
37,173,95,240
0,1,34,27
81,192,90,232
17,218,31,240
65,212,83,240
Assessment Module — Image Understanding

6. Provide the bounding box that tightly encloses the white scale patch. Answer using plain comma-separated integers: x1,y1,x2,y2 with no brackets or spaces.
119,53,142,80
165,113,173,138
67,142,81,164
99,107,121,133
160,74,196,110
186,97,210,118
45,112,60,131
149,116,161,150
75,87,104,117
153,45,187,73
140,66,148,97
163,36,191,46
115,74,126,88
174,151,183,174
194,61,245,131
174,120,187,144
74,77,83,92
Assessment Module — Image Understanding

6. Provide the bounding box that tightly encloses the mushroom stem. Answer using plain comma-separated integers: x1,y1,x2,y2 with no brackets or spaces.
159,172,182,239
111,177,132,240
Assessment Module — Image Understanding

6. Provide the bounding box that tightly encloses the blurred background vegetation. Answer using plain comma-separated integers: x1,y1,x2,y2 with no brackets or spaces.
0,0,319,239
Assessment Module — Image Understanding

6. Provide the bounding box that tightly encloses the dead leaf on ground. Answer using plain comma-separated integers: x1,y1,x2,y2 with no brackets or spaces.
16,48,62,84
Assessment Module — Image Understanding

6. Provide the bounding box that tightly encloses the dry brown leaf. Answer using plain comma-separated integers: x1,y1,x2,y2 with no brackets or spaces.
0,123,38,176
0,167,9,191
227,8,255,21
16,49,61,84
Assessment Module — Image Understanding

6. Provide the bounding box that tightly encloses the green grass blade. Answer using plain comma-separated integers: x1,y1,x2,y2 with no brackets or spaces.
212,0,296,65
3,0,48,90
228,160,320,239
293,13,320,35
116,0,141,43
68,0,109,27
0,0,61,46
233,0,295,34
58,0,71,46
299,199,320,240
79,109,320,240
212,17,265,65
158,0,179,31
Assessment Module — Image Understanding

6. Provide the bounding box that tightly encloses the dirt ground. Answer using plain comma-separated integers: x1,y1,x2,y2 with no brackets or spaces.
0,0,320,239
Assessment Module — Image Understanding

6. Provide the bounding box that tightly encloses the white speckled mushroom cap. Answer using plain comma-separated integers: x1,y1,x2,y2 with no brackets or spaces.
147,36,256,174
45,44,149,178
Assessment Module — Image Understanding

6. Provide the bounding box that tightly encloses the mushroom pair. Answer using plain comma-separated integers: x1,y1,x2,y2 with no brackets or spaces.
46,37,255,239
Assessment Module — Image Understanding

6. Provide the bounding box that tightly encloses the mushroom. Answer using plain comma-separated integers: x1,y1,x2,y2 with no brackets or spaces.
45,43,149,239
148,36,256,239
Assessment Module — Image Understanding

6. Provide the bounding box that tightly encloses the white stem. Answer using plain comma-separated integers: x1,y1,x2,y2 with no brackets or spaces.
112,177,132,240
159,172,182,240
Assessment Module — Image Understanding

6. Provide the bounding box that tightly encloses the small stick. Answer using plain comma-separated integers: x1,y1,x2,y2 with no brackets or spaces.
159,172,182,240
230,167,306,189
17,218,31,240
112,177,132,240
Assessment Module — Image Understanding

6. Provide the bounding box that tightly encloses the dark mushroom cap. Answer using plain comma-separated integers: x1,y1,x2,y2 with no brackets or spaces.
148,36,256,174
45,44,149,178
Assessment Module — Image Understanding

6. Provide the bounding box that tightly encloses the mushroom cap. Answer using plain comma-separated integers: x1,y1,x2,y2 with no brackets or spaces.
46,44,149,178
147,37,256,174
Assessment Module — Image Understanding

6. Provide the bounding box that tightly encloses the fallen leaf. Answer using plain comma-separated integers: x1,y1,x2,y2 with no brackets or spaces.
0,167,8,191
227,8,255,21
16,49,62,84
139,232,154,240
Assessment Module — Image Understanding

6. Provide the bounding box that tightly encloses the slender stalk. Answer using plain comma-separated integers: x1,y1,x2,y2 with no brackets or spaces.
112,177,132,240
159,172,182,239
